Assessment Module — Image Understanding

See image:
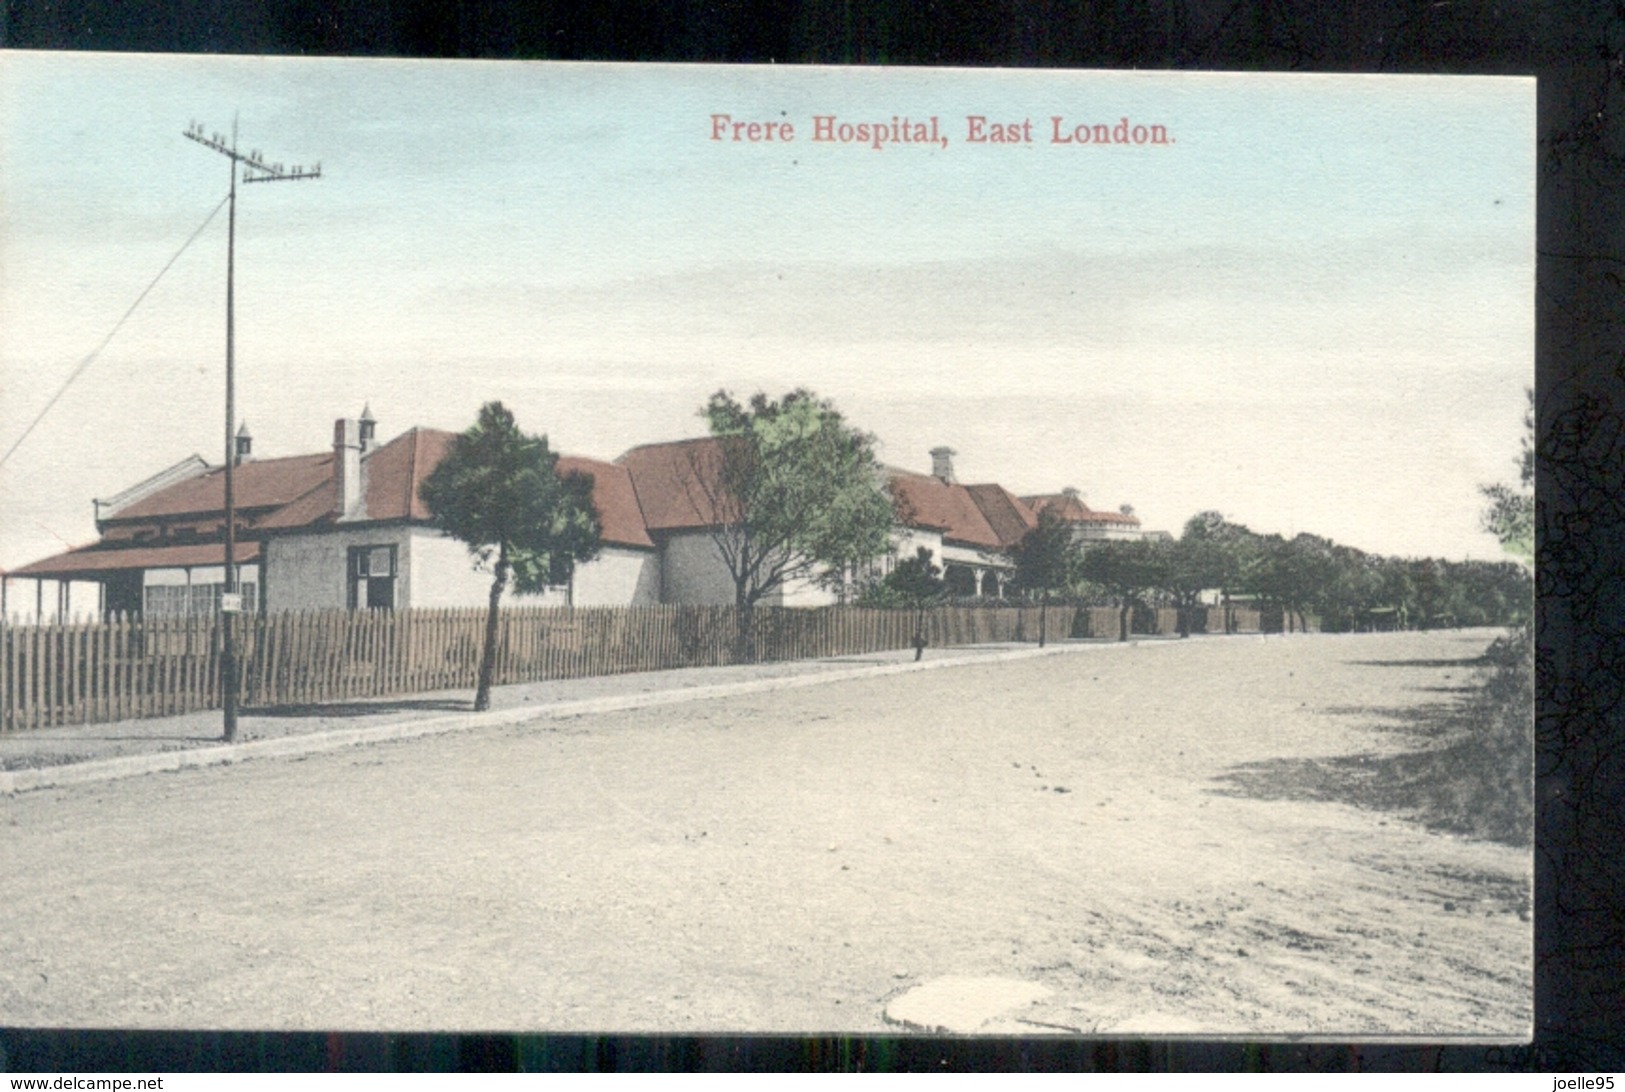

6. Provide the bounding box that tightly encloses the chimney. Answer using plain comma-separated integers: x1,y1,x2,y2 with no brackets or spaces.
234,422,253,465
333,417,363,519
930,446,957,483
359,403,377,453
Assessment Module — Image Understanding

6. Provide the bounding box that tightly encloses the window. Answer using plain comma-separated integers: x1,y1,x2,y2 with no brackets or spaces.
144,585,187,616
348,545,397,610
142,581,257,617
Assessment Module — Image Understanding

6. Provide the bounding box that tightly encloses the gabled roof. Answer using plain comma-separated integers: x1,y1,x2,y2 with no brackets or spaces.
106,453,333,522
72,425,654,552
615,440,1039,552
255,428,653,550
616,437,734,532
556,455,655,550
886,469,1008,550
255,427,459,531
964,483,1039,546
95,455,210,520
18,416,1145,581
369,426,456,523
1023,492,1142,526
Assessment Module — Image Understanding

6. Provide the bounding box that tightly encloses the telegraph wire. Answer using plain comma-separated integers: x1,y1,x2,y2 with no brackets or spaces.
0,193,231,469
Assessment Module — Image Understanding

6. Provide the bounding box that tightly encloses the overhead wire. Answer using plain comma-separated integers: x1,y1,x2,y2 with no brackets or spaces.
0,193,231,469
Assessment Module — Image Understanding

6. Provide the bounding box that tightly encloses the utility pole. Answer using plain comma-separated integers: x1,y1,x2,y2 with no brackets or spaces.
184,117,321,742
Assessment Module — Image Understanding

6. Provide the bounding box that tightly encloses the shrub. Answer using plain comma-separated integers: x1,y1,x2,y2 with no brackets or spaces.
1430,621,1533,844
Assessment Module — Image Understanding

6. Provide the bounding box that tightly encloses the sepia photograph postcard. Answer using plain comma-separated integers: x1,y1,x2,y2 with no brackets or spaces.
0,53,1534,1040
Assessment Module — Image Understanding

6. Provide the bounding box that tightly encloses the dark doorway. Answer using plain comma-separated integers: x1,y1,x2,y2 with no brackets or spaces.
104,571,142,618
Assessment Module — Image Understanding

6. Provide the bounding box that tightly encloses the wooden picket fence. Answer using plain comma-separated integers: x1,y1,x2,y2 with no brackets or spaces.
1068,604,1297,638
0,603,1077,732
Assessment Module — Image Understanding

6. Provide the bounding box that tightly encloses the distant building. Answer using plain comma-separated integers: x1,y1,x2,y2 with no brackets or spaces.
883,446,1035,598
1021,487,1149,543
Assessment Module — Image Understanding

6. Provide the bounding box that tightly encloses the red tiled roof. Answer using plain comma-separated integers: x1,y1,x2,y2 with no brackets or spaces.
22,419,1127,580
371,426,456,523
556,455,655,550
1023,493,1142,526
107,453,332,521
91,426,654,551
886,470,1006,550
255,427,462,531
10,541,260,578
613,440,1039,550
238,461,335,531
618,440,1026,551
617,437,737,532
964,483,1039,547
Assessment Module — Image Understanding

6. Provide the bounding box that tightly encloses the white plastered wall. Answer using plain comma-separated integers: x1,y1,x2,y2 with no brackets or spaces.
264,526,420,611
658,531,739,606
267,525,661,612
572,546,661,607
405,529,511,609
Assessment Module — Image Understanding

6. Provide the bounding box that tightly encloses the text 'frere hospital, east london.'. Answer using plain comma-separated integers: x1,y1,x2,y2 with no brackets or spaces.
709,113,1174,150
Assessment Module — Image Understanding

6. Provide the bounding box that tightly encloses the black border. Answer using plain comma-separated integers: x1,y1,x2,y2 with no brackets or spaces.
2,0,1618,1074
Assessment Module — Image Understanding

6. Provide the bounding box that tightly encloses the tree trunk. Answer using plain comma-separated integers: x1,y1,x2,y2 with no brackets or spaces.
1038,592,1048,648
1118,601,1130,642
474,545,509,712
734,582,756,665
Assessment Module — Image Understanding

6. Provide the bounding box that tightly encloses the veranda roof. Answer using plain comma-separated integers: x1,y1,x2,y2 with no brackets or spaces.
7,542,261,580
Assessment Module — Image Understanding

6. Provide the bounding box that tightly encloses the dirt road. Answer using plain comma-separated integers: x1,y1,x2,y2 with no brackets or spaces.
0,630,1531,1037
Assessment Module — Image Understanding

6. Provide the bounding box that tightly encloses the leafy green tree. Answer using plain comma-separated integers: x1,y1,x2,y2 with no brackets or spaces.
883,546,946,659
1376,557,1418,630
688,389,895,662
1077,538,1163,641
1252,532,1339,633
1181,512,1258,633
1318,543,1384,632
1454,558,1531,627
1159,514,1245,636
419,402,601,711
1008,506,1077,647
1407,557,1452,629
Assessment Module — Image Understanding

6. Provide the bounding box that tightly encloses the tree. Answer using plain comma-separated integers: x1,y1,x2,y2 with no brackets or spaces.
1406,557,1450,629
686,389,895,662
1077,538,1162,641
1319,543,1382,632
1007,506,1076,647
1179,511,1255,633
418,402,601,711
1479,387,1534,566
1159,514,1245,637
1375,556,1418,630
883,546,946,659
1253,533,1340,633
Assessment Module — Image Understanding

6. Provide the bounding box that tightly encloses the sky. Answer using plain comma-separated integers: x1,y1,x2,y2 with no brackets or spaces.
0,53,1534,573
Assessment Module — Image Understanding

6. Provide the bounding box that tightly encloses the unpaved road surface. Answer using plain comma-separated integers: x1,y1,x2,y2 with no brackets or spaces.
0,630,1530,1038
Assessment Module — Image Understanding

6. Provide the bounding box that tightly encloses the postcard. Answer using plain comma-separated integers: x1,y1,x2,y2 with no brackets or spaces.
0,54,1534,1039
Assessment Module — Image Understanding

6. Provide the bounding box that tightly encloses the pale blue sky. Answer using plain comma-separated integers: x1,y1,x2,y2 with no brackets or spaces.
1,54,1533,571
